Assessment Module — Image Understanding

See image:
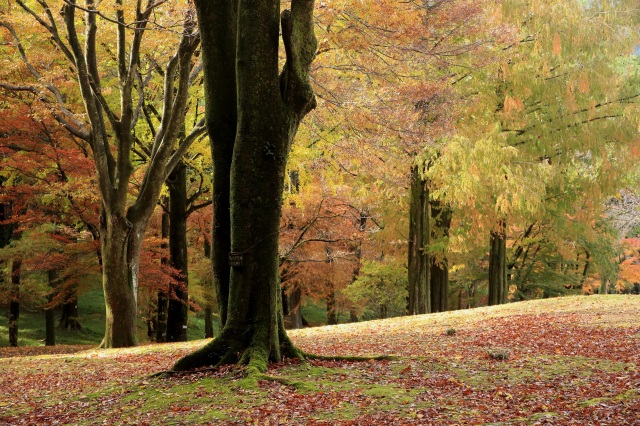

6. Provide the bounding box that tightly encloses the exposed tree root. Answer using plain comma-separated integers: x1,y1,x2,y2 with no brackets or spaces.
161,318,394,379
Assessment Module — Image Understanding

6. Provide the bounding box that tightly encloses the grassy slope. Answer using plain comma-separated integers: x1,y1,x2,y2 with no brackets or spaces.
1,295,639,425
0,289,221,347
0,290,106,347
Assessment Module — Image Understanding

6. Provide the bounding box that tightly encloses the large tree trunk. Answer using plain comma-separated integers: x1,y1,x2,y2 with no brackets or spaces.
99,214,141,348
202,0,237,330
430,200,451,313
166,162,189,342
173,0,316,373
488,222,508,305
407,164,430,315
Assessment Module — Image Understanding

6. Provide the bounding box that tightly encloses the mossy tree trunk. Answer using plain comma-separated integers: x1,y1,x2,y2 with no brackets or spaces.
407,164,430,315
173,0,317,373
488,221,508,305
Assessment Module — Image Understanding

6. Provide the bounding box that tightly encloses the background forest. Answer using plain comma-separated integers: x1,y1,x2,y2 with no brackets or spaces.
0,0,638,347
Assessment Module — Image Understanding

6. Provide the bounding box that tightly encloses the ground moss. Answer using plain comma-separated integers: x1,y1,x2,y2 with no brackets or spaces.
580,388,640,407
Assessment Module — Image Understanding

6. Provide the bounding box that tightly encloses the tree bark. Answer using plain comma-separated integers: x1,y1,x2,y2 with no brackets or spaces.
430,200,451,313
173,0,316,373
407,164,430,315
488,222,508,305
64,4,201,348
166,162,189,342
198,0,237,329
99,214,141,348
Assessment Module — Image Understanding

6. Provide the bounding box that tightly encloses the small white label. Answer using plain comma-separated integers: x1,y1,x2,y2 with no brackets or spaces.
182,325,188,329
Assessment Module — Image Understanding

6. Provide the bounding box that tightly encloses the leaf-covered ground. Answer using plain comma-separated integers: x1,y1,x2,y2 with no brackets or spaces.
1,295,639,425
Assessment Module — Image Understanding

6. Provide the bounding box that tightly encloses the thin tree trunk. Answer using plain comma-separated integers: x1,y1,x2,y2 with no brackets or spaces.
167,162,189,342
45,270,58,346
157,208,170,342
580,251,590,285
285,286,303,329
9,259,21,347
0,200,18,346
203,238,215,338
348,216,366,323
468,283,476,309
326,284,337,325
488,222,508,305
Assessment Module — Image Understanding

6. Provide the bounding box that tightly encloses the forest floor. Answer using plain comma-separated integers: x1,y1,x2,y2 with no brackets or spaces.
1,295,639,425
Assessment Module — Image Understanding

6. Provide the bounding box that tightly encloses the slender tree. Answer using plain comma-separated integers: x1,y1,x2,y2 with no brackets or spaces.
1,2,205,347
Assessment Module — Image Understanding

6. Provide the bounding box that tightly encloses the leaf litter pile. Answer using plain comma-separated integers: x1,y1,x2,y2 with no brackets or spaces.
1,295,639,425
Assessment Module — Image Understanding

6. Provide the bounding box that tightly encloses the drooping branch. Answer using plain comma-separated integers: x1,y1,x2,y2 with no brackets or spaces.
507,92,640,146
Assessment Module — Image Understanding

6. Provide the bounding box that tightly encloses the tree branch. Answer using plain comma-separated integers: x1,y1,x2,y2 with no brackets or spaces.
280,0,317,119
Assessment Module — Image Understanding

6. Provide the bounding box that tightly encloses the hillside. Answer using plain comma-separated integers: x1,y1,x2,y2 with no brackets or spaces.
1,295,639,425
